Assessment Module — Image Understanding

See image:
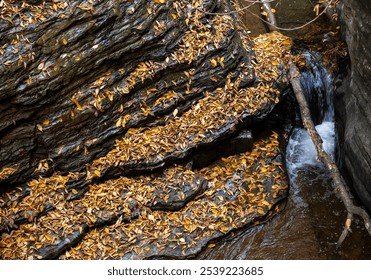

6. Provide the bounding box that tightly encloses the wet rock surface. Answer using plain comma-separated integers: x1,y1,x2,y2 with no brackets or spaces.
335,0,371,212
0,0,292,187
0,0,293,259
61,131,288,260
0,131,289,260
0,0,243,184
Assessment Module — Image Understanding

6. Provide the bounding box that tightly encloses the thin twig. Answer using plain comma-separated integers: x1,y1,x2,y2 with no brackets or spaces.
195,0,278,16
196,2,257,15
247,0,334,31
197,0,334,32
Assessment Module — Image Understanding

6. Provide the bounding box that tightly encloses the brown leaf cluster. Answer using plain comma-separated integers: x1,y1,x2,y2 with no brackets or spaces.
252,32,293,82
64,131,287,259
0,166,17,181
87,80,280,179
0,165,203,259
0,0,69,27
0,1,293,260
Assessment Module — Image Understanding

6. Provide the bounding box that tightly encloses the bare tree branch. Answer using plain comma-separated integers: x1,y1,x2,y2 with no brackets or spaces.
260,0,278,31
288,59,371,247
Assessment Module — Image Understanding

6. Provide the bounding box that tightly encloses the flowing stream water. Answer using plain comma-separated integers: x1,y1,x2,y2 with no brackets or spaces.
197,51,371,259
286,52,336,208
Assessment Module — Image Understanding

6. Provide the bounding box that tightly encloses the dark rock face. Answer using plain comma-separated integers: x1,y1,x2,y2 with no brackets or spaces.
0,0,290,187
336,0,371,211
0,0,246,185
0,0,292,259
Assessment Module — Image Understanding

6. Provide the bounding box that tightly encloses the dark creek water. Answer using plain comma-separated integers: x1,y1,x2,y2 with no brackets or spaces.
196,0,371,258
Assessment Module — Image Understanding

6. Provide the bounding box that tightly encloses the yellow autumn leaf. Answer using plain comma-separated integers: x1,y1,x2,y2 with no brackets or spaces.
94,169,101,177
210,58,217,67
115,117,122,127
45,234,53,241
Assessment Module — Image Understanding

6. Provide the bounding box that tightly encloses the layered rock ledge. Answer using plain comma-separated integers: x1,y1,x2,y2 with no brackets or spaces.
1,0,292,259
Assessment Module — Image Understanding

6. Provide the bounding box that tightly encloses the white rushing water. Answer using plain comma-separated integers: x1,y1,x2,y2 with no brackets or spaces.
286,121,335,168
285,52,335,207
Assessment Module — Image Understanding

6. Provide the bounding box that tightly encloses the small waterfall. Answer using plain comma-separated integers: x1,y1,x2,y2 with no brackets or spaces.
286,51,335,207
299,52,334,123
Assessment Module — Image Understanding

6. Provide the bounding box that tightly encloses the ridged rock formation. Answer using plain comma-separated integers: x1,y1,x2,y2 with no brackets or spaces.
0,0,292,259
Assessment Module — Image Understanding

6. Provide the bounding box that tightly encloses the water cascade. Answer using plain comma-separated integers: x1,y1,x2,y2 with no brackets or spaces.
286,51,336,207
